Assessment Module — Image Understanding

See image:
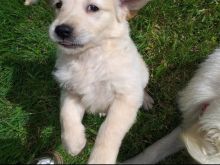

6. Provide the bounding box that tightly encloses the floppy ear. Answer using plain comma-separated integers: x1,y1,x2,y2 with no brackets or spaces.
121,0,151,10
116,0,151,22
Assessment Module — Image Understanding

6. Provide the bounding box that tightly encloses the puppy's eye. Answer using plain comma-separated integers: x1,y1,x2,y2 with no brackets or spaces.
55,1,62,9
87,4,99,12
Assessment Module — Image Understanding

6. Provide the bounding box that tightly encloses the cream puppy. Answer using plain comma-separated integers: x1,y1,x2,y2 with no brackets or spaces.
25,0,152,164
124,48,220,164
179,48,220,164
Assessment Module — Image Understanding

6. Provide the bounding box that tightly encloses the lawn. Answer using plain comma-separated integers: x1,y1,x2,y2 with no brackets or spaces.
0,0,219,164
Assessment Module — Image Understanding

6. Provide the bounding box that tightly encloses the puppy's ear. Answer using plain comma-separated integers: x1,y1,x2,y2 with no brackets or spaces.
122,0,151,10
115,0,150,22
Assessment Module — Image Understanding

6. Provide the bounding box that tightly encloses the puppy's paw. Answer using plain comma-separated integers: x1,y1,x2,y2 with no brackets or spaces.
143,92,154,110
88,156,113,164
200,128,220,155
206,128,220,142
61,129,86,156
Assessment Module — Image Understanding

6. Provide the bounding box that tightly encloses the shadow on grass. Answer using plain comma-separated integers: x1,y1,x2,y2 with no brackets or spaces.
3,56,61,163
0,138,25,164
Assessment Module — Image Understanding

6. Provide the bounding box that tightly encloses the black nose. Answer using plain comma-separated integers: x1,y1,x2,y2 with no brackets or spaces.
55,24,73,39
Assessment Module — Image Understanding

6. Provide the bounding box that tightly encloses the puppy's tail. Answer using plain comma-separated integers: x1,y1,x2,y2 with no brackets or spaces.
122,127,184,164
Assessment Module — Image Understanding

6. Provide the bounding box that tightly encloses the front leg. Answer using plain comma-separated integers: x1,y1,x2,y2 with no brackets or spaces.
88,96,139,164
60,91,86,156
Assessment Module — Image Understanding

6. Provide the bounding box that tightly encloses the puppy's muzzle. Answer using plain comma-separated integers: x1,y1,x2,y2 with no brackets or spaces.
54,24,83,49
55,24,73,39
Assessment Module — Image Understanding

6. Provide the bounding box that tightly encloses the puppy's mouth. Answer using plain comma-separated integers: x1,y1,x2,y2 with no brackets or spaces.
58,40,84,49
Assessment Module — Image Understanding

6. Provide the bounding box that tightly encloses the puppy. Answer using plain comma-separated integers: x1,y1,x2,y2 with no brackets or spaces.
26,0,153,164
179,48,220,164
123,48,220,164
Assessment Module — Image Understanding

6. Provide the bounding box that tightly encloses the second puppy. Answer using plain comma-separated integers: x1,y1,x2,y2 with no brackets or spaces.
123,48,220,164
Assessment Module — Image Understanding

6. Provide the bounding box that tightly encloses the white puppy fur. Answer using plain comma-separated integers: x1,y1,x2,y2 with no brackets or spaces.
179,48,220,164
124,48,220,164
25,0,152,164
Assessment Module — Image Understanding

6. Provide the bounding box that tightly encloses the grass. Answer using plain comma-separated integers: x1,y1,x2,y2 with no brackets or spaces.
0,0,219,164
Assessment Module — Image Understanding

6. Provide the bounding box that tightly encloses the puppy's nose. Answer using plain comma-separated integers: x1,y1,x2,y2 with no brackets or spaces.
55,24,73,39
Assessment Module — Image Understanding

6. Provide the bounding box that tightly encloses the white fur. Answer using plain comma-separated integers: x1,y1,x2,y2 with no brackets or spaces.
178,49,220,162
178,49,220,127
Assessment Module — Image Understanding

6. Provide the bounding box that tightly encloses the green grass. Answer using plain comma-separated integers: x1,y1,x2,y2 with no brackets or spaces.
0,0,219,164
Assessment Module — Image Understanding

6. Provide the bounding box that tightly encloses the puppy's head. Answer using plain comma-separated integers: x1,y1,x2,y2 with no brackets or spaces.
181,99,220,164
49,0,150,52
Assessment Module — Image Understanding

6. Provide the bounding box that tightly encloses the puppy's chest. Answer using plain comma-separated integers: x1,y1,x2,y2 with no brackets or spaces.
54,55,114,112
